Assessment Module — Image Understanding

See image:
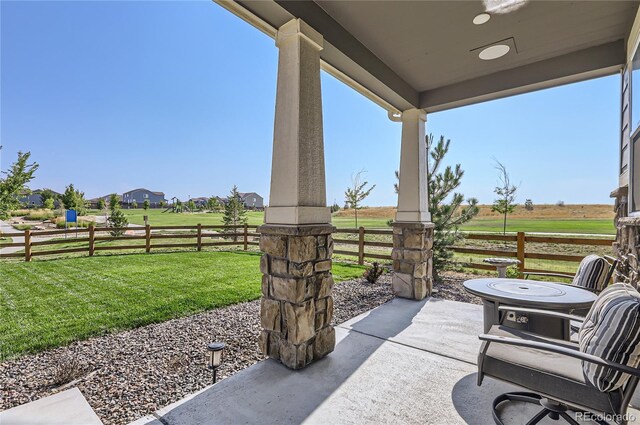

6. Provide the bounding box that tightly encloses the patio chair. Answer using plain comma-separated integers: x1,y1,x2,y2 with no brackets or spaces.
525,254,618,293
477,283,640,425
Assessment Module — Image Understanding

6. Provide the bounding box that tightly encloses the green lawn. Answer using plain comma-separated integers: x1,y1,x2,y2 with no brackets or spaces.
460,218,615,235
0,251,365,360
89,209,266,227
0,237,12,244
88,209,615,234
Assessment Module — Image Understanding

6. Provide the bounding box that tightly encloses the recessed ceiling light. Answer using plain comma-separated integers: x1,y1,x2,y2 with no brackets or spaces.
479,44,510,60
473,13,491,25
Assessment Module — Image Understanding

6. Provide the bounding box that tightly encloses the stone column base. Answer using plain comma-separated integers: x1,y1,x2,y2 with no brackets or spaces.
257,223,336,369
391,222,434,300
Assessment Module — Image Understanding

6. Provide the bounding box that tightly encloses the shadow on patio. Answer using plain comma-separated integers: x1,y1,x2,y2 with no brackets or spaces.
132,297,608,425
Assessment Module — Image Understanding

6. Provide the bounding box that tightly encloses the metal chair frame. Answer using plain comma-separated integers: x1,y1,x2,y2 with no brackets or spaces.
478,306,640,425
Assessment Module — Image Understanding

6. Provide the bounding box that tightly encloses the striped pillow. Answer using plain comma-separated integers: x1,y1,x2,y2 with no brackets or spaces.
572,255,608,292
579,283,640,392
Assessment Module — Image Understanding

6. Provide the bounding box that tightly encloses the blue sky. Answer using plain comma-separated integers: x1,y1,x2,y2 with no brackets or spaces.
1,1,620,206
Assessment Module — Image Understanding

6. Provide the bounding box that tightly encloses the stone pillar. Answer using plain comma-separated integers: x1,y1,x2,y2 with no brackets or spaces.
392,109,434,300
258,18,335,369
258,225,335,369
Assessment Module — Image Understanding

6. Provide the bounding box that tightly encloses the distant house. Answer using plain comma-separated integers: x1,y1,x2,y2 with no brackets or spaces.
19,189,62,208
122,189,167,208
189,197,209,208
89,194,122,209
238,192,264,209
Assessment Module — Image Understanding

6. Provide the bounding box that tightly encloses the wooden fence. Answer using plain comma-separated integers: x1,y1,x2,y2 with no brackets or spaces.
0,224,259,261
1,225,615,277
331,228,615,277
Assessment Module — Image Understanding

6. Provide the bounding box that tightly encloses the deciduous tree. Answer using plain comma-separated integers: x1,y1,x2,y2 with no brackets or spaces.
344,170,375,228
207,196,221,212
0,151,39,219
61,184,88,215
492,160,518,235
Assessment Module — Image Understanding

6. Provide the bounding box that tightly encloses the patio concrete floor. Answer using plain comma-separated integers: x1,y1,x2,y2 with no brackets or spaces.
131,298,640,425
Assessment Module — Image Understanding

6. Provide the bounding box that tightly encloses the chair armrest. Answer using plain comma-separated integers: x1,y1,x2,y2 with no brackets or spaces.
479,334,640,378
525,271,575,280
497,305,585,323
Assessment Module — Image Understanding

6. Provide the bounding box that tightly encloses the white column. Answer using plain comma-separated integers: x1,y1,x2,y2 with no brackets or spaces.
395,108,431,223
264,19,331,226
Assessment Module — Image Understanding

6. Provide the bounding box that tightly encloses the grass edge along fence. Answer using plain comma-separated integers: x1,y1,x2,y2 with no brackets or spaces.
0,224,258,261
1,225,614,277
333,228,614,277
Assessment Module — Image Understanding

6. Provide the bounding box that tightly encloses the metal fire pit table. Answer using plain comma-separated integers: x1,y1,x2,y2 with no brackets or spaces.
463,278,596,340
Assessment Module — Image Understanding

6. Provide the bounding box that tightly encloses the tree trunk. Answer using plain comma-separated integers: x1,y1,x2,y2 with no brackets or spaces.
503,210,507,235
355,207,358,228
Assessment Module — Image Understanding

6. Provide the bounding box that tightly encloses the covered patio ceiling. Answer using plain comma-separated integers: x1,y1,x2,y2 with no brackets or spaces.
217,0,638,112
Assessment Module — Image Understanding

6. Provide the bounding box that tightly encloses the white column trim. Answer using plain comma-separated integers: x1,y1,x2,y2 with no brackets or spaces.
265,19,331,225
395,108,431,223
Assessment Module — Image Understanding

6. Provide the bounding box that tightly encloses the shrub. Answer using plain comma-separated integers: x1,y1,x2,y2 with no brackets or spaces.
10,209,29,217
24,209,56,221
51,355,87,387
506,265,520,279
14,224,32,231
363,262,385,283
55,219,94,229
556,200,565,207
43,198,55,210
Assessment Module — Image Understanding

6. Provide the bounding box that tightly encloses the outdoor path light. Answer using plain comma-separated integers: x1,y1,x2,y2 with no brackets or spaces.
206,342,225,383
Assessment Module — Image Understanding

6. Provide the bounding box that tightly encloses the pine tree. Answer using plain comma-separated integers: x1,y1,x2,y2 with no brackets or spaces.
222,186,247,241
143,199,150,210
395,134,479,277
107,193,128,236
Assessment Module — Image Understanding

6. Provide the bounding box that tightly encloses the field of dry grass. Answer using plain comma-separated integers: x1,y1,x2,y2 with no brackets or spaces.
334,204,614,220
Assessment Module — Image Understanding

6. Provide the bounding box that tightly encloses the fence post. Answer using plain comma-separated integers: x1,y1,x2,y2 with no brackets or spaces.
243,224,248,251
145,225,151,254
517,231,525,278
24,230,32,262
89,224,95,257
197,224,202,252
358,226,365,265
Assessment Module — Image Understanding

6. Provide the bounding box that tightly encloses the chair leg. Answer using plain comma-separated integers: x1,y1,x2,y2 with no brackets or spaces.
558,411,580,425
526,408,550,425
492,392,586,425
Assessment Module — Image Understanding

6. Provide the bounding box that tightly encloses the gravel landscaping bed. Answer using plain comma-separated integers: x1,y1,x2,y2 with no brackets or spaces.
0,275,396,425
433,271,482,305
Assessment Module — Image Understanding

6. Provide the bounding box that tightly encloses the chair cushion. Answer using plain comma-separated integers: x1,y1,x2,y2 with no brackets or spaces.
572,255,608,291
482,325,623,414
579,283,640,392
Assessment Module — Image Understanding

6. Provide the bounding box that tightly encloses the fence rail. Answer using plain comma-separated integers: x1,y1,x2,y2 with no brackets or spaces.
0,224,259,261
1,224,616,277
330,228,615,277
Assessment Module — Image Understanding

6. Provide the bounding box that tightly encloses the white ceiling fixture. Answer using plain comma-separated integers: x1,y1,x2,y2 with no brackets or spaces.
483,0,529,14
473,13,491,25
478,44,510,60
